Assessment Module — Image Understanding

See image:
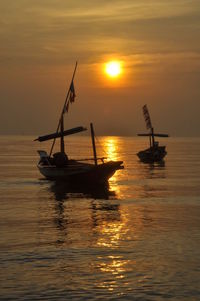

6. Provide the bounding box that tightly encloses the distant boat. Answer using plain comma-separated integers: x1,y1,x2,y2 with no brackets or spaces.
35,62,124,184
137,105,169,163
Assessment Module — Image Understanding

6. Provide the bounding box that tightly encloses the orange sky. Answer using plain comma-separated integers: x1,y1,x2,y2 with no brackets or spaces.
0,0,200,136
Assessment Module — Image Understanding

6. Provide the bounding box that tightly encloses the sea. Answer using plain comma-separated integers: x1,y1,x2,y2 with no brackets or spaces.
0,135,200,301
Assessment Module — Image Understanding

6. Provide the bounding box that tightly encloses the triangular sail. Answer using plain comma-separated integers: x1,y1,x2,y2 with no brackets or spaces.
143,104,152,130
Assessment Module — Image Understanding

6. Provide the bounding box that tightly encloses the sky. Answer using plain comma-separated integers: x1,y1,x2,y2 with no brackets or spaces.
0,0,200,136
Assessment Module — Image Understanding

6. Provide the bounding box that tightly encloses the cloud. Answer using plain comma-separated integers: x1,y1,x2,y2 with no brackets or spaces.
0,0,200,135
1,0,200,67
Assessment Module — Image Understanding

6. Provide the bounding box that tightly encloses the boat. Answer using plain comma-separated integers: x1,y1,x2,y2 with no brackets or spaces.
35,62,124,184
137,104,169,163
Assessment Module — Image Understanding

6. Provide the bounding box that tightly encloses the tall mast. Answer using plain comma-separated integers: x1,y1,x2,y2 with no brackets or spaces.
90,123,97,166
49,62,78,156
149,135,152,148
60,114,65,153
151,127,155,147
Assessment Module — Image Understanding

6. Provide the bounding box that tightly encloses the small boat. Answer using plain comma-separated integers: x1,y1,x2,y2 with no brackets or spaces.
137,105,169,163
35,63,124,184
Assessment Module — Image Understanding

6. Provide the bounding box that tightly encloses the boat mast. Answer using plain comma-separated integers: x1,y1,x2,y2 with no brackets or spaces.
60,114,65,153
151,127,155,148
149,134,152,148
49,62,78,156
90,123,97,166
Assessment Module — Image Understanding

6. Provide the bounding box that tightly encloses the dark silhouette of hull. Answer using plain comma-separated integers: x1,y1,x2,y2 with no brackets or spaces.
137,146,167,163
38,159,123,184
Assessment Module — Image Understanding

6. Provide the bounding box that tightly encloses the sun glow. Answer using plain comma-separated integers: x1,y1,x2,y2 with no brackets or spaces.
105,61,122,78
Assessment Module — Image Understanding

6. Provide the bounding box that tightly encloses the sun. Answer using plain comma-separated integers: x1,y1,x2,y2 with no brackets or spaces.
105,61,122,78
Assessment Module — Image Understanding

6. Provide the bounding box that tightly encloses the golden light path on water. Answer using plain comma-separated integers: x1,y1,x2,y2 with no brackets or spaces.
93,196,144,291
1,136,200,299
103,138,118,161
98,137,122,195
93,137,138,291
94,205,130,291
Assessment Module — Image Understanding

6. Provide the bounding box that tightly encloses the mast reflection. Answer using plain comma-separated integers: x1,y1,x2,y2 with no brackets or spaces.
134,160,167,199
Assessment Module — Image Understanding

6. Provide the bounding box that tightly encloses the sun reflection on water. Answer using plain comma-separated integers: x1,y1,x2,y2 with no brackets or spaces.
96,219,128,248
102,137,119,161
95,200,129,245
106,139,117,160
98,255,132,277
94,207,131,290
99,137,124,196
96,255,132,291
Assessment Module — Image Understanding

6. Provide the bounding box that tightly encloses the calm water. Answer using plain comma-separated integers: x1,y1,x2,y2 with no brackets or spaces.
0,135,200,300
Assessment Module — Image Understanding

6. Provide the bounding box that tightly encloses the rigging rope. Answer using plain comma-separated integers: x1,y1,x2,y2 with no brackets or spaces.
94,134,108,159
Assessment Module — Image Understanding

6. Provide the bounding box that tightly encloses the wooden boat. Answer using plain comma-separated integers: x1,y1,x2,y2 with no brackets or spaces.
35,63,124,184
137,105,169,163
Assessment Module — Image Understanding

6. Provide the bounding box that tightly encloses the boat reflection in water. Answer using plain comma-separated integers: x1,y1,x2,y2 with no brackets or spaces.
50,180,116,201
49,179,122,248
139,160,166,179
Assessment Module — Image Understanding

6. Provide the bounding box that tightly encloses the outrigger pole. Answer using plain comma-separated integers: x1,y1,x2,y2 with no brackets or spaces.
49,61,78,156
35,126,87,142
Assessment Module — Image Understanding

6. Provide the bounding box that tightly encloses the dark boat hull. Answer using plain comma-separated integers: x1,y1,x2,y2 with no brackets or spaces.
137,146,167,163
38,160,124,184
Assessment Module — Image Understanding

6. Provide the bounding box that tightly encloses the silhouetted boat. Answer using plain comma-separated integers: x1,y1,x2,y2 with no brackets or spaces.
35,62,124,184
137,105,169,163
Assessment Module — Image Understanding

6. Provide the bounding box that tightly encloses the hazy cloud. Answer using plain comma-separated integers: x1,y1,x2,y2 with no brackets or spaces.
0,0,200,135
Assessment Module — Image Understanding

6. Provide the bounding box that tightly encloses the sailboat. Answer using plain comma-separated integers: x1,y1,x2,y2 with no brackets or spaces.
137,105,169,163
35,63,124,184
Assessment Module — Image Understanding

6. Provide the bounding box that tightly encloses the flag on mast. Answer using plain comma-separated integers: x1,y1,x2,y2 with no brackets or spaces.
143,104,152,130
69,81,76,103
63,80,76,113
